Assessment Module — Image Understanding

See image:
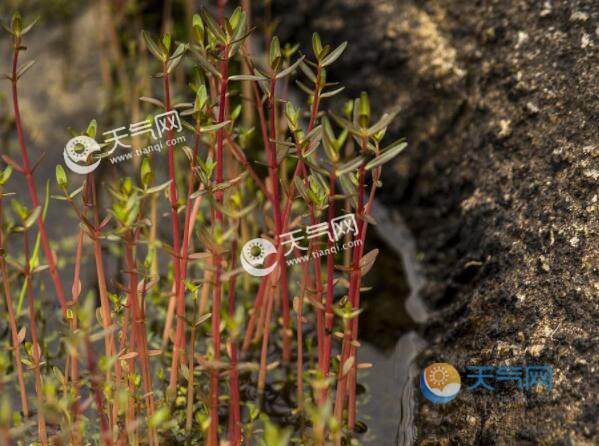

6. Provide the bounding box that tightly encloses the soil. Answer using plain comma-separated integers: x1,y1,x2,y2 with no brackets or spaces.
273,0,598,444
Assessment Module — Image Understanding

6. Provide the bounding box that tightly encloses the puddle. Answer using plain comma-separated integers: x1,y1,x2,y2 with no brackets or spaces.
357,202,429,446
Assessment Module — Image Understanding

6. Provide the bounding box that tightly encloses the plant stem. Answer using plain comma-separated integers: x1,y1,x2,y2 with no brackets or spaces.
257,277,276,395
208,41,230,446
163,64,184,391
85,333,113,446
10,37,67,312
23,230,48,445
266,77,291,362
90,177,117,407
323,170,336,386
227,241,241,446
124,235,157,445
0,201,29,417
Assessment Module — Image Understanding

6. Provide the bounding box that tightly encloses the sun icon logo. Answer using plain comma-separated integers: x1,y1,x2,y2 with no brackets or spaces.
244,240,268,263
420,363,461,403
240,238,278,277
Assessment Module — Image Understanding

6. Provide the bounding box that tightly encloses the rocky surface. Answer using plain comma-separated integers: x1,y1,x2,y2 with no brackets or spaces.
274,0,598,444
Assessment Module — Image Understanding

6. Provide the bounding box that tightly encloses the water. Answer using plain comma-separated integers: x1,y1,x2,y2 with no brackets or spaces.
357,202,429,446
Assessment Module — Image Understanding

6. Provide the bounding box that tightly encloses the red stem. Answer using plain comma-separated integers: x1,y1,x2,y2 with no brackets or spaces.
266,77,292,362
10,37,67,312
208,42,230,446
227,241,241,446
0,201,29,417
164,65,184,390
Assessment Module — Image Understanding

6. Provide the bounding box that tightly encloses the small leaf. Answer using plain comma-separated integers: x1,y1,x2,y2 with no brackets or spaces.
342,356,355,376
200,121,231,133
55,165,68,189
312,32,323,58
142,31,166,61
17,326,26,344
139,96,165,109
359,249,379,276
194,313,212,327
20,16,40,36
364,141,407,170
275,55,306,80
16,60,35,79
200,8,226,42
166,43,186,74
367,107,400,136
24,206,41,229
228,74,268,81
0,166,13,185
321,41,347,67
119,352,139,361
189,47,222,79
335,156,365,176
86,119,97,138
145,180,172,195
299,61,316,83
320,86,345,98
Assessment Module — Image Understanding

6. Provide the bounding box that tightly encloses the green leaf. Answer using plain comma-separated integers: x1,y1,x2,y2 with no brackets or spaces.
270,36,281,69
55,165,68,189
228,74,268,81
140,157,153,187
335,156,365,176
262,417,292,446
0,166,12,186
139,96,165,109
20,16,40,36
162,34,171,51
86,119,97,138
166,43,186,74
200,121,231,133
312,33,323,59
367,107,400,136
145,180,172,195
149,407,170,427
189,47,222,79
299,61,316,83
295,80,313,95
0,21,15,36
365,141,407,170
24,206,41,229
330,112,361,136
11,12,22,36
320,86,345,98
358,91,370,127
275,55,305,80
15,60,35,79
200,8,226,43
321,41,347,67
142,31,166,62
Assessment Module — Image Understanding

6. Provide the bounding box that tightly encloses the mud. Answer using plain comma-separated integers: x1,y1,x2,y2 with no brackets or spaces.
273,0,598,443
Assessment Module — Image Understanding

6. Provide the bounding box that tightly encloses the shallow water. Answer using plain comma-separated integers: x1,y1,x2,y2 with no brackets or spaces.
357,202,428,446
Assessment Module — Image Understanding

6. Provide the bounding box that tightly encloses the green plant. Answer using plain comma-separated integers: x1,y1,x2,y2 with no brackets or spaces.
0,4,406,445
